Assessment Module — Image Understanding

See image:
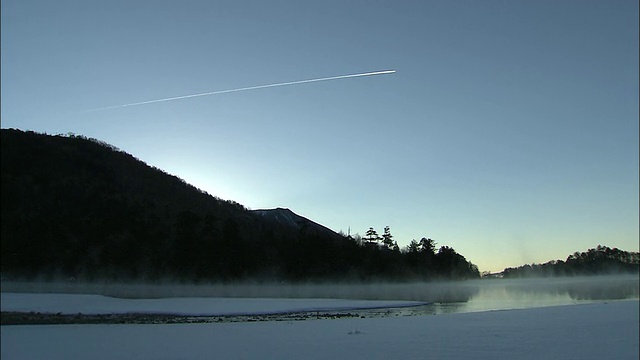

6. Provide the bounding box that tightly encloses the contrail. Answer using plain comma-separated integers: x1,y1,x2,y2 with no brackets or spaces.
85,69,396,112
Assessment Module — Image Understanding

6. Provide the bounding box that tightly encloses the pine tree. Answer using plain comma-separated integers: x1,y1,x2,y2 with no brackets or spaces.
382,226,394,249
365,227,381,245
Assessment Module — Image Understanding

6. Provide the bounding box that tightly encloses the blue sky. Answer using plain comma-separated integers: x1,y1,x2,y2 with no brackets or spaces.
2,0,638,272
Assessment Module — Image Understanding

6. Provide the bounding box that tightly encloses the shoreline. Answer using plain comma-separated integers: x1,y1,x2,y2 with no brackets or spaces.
2,297,637,326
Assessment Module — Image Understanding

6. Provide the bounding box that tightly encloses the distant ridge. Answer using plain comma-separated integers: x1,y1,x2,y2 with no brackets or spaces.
252,208,342,240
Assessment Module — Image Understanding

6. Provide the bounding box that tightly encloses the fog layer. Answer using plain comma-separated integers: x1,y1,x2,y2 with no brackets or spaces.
2,275,637,305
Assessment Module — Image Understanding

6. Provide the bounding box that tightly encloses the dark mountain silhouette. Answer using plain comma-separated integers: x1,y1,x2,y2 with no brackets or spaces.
1,129,480,282
252,208,342,240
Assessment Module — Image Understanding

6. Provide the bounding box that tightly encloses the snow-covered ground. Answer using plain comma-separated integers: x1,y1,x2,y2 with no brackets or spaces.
0,293,423,316
1,293,638,359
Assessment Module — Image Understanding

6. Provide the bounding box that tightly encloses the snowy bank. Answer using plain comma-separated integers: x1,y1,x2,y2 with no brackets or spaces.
0,293,424,316
2,300,638,359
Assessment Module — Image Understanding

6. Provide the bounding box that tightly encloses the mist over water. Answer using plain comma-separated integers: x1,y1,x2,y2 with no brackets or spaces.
1,280,480,303
455,275,639,313
2,275,637,315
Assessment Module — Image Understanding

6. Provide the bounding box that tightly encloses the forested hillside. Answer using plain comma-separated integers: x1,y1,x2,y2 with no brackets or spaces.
1,129,480,282
502,245,639,277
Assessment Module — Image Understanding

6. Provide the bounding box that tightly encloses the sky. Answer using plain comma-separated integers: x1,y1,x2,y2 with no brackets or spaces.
1,0,638,273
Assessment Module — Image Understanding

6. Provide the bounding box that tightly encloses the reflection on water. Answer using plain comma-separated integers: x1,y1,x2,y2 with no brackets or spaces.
360,275,639,317
447,275,639,314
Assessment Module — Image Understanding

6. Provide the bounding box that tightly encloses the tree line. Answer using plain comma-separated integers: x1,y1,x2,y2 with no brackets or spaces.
502,245,639,278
